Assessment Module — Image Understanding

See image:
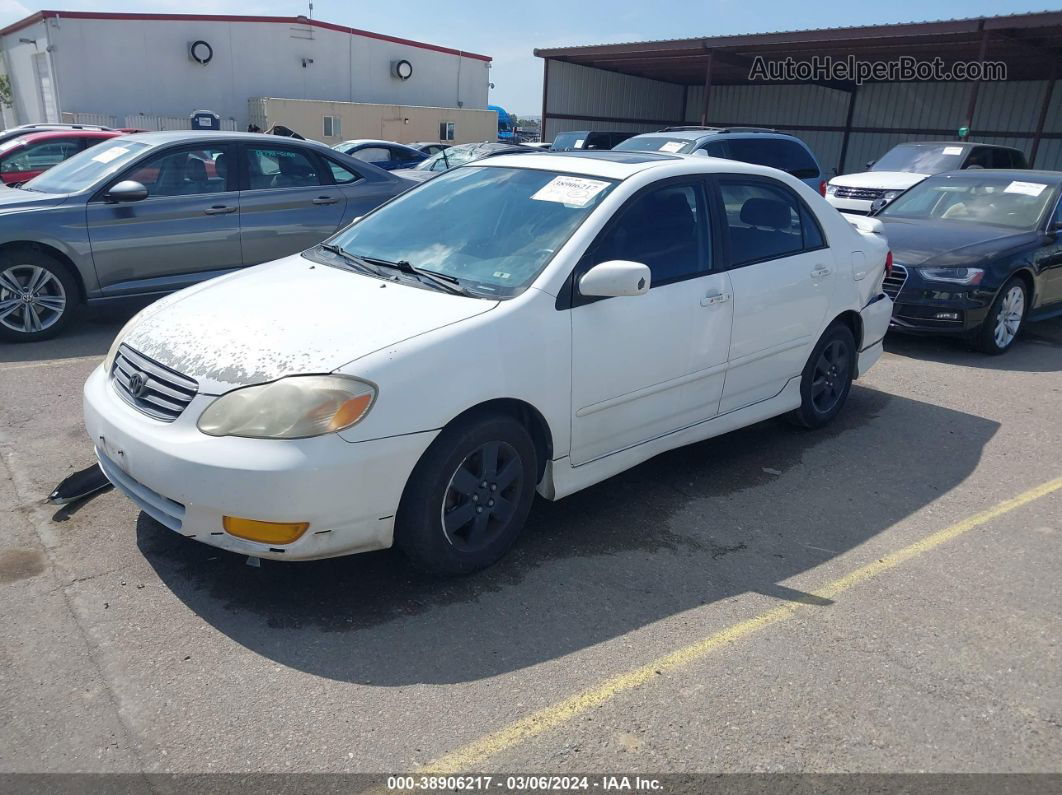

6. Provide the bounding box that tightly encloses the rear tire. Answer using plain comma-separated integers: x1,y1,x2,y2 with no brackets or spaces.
0,248,79,342
395,412,538,575
976,277,1026,355
788,323,856,429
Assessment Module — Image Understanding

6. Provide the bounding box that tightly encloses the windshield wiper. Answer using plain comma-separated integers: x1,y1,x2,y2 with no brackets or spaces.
317,244,385,277
352,254,472,297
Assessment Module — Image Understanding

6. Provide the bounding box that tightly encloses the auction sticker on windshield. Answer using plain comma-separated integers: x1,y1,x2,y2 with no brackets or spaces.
659,141,685,153
92,146,129,164
1004,180,1048,197
532,175,610,207
942,146,965,155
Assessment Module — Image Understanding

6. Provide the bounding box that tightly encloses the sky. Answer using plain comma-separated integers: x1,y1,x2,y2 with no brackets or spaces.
1,0,1058,116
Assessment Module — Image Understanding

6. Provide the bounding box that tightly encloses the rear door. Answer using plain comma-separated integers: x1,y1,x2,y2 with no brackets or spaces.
237,143,346,265
86,143,242,294
712,174,836,413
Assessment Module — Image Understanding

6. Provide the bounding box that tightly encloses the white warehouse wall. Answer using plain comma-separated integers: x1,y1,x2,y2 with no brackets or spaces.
13,14,489,128
0,19,58,126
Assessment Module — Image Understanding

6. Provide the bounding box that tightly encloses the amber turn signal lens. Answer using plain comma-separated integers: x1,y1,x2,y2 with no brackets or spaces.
222,516,309,545
329,393,374,431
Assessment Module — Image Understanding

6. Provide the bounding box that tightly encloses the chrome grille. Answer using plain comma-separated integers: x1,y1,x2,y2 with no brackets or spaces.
834,186,885,201
111,344,198,422
882,263,908,299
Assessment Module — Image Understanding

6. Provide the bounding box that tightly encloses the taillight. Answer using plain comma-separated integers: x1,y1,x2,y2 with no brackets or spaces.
884,250,893,279
818,179,827,197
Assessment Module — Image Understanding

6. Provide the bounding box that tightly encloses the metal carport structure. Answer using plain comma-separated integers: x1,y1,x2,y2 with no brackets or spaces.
534,11,1062,174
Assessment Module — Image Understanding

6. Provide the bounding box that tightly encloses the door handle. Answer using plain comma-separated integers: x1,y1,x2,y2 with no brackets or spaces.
700,292,732,307
810,266,832,278
312,196,339,205
203,205,236,215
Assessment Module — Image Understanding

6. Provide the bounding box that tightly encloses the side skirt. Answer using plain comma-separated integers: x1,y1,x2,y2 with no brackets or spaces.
538,376,802,501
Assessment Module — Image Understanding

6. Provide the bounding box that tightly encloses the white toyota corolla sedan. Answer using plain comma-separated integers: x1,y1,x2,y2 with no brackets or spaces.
84,151,892,574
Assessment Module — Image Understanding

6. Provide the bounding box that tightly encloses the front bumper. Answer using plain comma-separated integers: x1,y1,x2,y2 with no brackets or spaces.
824,195,873,215
887,272,994,336
83,365,437,561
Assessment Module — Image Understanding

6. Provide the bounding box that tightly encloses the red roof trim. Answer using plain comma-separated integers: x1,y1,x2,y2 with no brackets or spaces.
0,10,492,61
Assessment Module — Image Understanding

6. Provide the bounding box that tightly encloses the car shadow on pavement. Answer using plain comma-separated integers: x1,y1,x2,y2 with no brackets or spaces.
136,385,998,685
884,316,1062,373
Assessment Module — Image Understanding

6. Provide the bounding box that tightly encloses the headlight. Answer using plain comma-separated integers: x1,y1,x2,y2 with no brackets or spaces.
197,375,377,439
825,184,838,196
917,267,985,285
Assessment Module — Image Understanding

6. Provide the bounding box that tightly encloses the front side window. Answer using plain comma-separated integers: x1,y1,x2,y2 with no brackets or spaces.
245,147,321,190
1,139,80,173
590,182,708,286
124,146,231,197
328,166,617,298
719,179,820,265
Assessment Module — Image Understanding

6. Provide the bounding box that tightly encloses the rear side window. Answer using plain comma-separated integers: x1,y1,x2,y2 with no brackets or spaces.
325,158,362,185
718,178,824,266
725,138,820,180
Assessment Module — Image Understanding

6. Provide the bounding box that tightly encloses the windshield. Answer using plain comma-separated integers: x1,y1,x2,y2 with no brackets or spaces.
879,175,1056,229
614,136,695,155
872,144,966,174
328,166,617,297
415,144,495,172
22,140,150,194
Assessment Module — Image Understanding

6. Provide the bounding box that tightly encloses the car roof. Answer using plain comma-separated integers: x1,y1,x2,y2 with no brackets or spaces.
4,129,123,144
927,169,1062,182
626,128,808,145
475,149,792,181
119,130,334,148
336,139,413,148
900,141,1021,150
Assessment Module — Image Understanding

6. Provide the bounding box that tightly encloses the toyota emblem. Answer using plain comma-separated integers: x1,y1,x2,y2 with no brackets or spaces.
128,372,148,398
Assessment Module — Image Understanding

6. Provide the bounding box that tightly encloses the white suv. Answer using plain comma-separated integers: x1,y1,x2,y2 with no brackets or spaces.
84,151,892,574
826,141,1028,214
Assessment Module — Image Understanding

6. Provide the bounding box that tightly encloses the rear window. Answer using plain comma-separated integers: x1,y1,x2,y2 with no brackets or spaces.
613,136,696,155
725,138,819,180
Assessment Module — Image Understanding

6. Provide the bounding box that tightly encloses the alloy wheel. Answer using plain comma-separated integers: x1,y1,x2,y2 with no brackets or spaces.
440,440,524,552
994,284,1024,349
0,264,67,334
810,339,849,414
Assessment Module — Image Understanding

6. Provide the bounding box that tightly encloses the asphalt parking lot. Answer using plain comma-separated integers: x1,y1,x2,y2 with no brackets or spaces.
1,307,1061,778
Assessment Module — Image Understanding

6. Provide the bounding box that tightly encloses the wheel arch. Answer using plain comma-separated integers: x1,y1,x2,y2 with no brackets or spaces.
830,309,863,350
0,240,86,303
444,398,555,483
1009,268,1036,310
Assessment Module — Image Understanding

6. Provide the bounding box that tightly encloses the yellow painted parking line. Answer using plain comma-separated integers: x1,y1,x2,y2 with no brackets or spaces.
0,355,101,373
422,475,1062,773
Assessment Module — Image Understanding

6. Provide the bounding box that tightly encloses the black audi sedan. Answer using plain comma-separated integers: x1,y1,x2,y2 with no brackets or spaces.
874,170,1062,354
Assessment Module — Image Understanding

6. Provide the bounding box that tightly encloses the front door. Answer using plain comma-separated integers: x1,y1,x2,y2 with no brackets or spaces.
570,179,733,466
238,144,347,265
713,175,836,413
86,143,241,295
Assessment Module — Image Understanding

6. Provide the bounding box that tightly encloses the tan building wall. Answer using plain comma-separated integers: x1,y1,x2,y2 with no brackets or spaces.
249,97,498,146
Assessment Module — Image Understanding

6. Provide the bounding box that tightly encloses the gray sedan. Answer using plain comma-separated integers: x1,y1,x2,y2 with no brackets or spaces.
0,131,412,341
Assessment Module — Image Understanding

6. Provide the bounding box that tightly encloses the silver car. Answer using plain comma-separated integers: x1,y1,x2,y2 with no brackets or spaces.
0,131,412,341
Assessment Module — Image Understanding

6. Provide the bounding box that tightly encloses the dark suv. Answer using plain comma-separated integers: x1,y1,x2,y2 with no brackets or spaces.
550,131,637,151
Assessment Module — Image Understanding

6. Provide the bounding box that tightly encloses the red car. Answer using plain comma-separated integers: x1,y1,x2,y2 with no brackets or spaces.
0,129,126,186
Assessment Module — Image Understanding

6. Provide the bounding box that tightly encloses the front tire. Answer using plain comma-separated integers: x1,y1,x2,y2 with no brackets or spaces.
395,412,538,575
788,322,856,429
976,277,1026,355
0,249,79,342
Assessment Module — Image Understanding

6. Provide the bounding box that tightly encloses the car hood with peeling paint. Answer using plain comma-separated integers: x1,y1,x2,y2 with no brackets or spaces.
120,254,498,394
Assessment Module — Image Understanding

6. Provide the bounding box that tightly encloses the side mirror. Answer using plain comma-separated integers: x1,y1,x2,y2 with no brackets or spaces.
105,180,148,203
690,149,708,158
579,260,651,298
870,197,889,214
